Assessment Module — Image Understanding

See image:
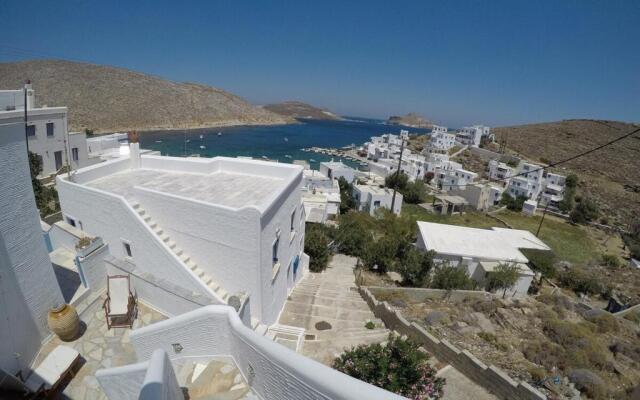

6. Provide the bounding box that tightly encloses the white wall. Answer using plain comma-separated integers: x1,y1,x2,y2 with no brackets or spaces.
119,306,407,400
0,123,64,374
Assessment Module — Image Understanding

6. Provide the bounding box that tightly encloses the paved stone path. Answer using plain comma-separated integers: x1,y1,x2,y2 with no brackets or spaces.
278,254,390,365
35,296,166,400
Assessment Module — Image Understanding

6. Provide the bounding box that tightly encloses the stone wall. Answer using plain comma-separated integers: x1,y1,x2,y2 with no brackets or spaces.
367,286,494,304
360,287,546,400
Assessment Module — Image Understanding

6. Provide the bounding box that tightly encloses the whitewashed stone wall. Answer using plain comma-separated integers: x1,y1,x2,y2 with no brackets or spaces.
120,306,406,400
0,123,64,374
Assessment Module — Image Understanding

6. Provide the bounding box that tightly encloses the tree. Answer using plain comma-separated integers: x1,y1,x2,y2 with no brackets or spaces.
333,335,445,399
570,197,599,224
500,192,527,211
424,171,435,184
565,174,578,189
402,180,426,204
430,264,474,290
395,248,435,287
28,151,59,217
338,177,356,213
304,224,331,272
361,235,401,274
335,211,374,257
521,249,557,278
385,171,409,192
486,263,521,298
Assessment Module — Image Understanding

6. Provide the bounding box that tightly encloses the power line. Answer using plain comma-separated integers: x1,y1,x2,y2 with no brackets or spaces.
439,124,640,189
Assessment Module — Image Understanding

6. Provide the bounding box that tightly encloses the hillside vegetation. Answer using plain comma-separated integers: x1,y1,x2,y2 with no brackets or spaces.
0,59,291,133
494,120,640,225
263,101,341,120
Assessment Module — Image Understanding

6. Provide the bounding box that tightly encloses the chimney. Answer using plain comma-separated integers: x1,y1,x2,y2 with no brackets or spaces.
24,80,34,109
128,130,141,168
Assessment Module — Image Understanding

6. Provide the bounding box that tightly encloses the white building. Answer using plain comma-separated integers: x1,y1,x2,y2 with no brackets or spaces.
57,147,308,325
488,159,515,185
86,132,130,160
539,172,566,208
0,120,65,375
507,162,544,200
353,184,402,215
302,191,340,223
426,130,456,152
0,85,98,177
319,160,356,183
302,169,337,192
431,125,448,135
456,125,492,147
416,222,551,298
437,167,478,191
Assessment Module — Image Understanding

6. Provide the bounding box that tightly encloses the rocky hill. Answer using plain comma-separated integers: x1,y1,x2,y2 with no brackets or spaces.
263,101,341,120
0,60,291,133
494,119,640,225
387,113,433,128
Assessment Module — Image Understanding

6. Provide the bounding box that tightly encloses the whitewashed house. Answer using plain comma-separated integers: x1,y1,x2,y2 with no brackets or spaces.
456,125,492,147
416,222,550,298
0,85,99,177
488,159,515,185
507,162,544,199
353,184,402,215
539,172,567,208
57,145,308,325
437,167,478,191
319,160,356,183
0,120,65,376
426,130,456,152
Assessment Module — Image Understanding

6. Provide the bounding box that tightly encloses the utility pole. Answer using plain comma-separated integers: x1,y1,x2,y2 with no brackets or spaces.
535,202,549,237
24,80,30,153
390,132,406,212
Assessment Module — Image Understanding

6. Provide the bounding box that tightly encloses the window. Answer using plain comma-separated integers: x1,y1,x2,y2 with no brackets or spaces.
272,237,279,265
72,147,79,162
290,209,296,232
373,200,381,207
123,241,133,258
66,217,76,227
46,122,54,137
26,125,35,137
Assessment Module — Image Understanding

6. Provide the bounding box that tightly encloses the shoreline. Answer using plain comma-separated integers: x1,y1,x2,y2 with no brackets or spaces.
79,118,300,135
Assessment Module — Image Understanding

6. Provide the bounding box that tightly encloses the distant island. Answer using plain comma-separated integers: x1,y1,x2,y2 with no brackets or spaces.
387,113,433,128
0,59,292,133
263,101,342,121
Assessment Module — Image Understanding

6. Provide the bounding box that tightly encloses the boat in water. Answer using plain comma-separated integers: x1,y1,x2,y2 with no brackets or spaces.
218,132,222,136
285,155,292,158
284,137,288,142
155,140,162,143
309,158,316,162
200,145,206,149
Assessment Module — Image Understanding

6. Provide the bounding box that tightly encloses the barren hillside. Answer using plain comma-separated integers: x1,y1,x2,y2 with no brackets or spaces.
494,120,640,225
0,59,291,133
263,101,341,120
387,113,433,128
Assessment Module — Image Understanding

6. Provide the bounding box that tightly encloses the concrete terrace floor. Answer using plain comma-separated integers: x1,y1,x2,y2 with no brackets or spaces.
86,168,284,209
34,295,166,400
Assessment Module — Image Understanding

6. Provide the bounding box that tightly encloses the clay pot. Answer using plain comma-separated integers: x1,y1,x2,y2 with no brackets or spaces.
48,303,80,341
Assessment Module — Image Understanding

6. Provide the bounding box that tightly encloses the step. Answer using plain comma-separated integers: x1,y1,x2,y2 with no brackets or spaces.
131,202,141,210
181,255,191,264
137,209,146,216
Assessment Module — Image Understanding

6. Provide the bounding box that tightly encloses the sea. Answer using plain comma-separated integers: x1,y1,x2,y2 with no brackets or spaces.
138,117,430,170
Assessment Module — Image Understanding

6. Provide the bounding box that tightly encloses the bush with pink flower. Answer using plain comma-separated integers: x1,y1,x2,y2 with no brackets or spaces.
333,335,445,399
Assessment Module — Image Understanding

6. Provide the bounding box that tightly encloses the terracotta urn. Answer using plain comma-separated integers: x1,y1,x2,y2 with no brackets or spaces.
48,303,80,341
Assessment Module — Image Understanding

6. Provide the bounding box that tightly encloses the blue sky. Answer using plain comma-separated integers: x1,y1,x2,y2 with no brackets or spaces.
0,1,638,126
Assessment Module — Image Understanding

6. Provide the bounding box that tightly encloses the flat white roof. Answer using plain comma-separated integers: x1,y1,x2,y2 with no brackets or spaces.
354,184,393,196
75,155,301,212
417,221,550,263
0,106,67,120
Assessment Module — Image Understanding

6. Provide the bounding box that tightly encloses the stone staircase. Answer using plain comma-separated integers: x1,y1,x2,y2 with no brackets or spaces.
131,202,229,303
277,254,390,365
177,359,258,400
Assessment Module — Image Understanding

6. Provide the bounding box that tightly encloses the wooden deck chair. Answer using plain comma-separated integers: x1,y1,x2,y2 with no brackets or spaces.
103,274,137,329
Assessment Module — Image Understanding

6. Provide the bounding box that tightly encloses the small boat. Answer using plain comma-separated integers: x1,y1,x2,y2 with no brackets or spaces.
199,134,204,139
217,132,222,136
185,139,191,143
285,155,292,158
155,140,162,143
284,137,288,142
200,145,206,149
309,158,316,162
262,156,268,160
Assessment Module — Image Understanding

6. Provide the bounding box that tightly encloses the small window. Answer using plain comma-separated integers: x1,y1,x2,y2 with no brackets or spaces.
26,125,36,137
272,237,279,265
290,209,296,232
66,217,76,227
46,122,54,137
72,147,79,162
123,242,132,258
373,200,381,207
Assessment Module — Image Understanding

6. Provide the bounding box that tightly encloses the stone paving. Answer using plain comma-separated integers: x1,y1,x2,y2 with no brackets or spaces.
278,254,390,365
35,296,166,400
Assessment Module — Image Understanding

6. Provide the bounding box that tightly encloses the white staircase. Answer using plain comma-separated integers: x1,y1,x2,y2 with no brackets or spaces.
131,202,229,303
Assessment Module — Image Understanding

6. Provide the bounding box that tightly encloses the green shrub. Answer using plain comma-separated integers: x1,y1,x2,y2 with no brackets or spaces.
305,224,331,272
485,263,521,298
570,197,599,224
365,321,376,330
385,172,409,192
522,249,557,278
402,180,426,204
600,253,621,268
557,268,603,295
527,366,547,383
430,264,474,290
500,192,528,211
333,335,445,399
586,313,619,333
395,247,435,287
338,177,356,213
